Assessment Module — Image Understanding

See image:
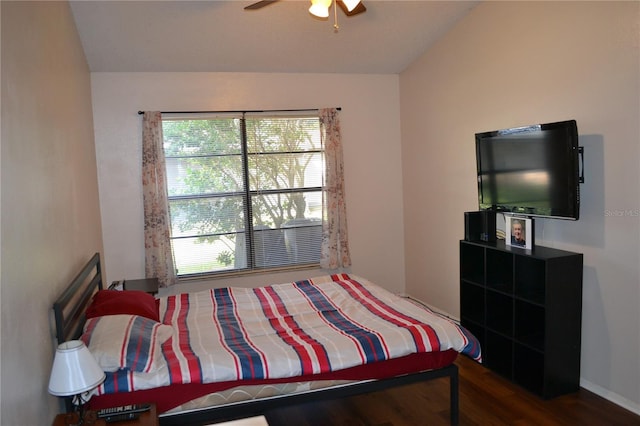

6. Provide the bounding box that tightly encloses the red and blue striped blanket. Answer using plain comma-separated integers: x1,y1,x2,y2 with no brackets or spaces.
95,274,480,395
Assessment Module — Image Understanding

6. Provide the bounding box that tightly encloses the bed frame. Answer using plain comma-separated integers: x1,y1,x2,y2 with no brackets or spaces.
53,252,104,343
52,252,103,412
52,253,460,426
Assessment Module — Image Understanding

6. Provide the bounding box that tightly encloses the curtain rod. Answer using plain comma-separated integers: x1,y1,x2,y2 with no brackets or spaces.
137,108,341,115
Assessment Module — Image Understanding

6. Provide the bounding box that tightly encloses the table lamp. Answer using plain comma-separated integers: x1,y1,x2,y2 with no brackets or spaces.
48,340,106,425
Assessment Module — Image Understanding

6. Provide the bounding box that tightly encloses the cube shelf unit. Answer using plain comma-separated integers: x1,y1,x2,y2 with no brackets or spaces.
460,239,583,398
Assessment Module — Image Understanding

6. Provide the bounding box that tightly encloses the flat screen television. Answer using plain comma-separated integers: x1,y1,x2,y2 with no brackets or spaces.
476,119,581,220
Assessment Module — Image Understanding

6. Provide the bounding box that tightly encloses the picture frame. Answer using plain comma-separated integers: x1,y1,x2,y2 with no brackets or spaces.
505,216,534,250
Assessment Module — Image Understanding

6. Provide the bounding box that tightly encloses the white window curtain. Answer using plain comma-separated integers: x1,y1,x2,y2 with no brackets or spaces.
142,111,176,287
142,108,350,283
319,108,351,269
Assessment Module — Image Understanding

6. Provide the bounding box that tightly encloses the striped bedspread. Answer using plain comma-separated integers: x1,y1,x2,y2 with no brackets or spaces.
96,274,480,395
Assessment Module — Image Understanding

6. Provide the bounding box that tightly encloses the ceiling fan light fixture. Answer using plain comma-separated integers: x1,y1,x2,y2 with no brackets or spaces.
341,0,361,12
309,0,331,18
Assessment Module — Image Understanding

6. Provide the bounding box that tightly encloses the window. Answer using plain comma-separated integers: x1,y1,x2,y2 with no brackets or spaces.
162,112,324,277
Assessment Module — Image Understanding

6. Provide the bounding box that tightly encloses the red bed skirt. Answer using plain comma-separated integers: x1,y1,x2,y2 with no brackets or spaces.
88,349,458,414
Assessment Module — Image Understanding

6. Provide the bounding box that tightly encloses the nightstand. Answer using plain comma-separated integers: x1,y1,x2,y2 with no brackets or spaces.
123,278,159,295
52,404,159,426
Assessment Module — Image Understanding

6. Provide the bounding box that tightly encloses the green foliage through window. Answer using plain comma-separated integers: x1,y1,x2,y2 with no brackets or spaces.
162,112,324,276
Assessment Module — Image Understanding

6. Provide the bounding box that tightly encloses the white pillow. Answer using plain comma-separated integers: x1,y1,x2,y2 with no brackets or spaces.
81,314,172,373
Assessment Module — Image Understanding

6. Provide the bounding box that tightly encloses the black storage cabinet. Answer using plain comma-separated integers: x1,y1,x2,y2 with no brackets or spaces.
460,239,583,398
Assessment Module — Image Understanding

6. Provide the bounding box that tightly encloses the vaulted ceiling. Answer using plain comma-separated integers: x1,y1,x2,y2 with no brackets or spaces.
69,0,479,74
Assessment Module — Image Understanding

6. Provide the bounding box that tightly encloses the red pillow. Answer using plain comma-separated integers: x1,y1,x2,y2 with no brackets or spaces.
86,290,159,322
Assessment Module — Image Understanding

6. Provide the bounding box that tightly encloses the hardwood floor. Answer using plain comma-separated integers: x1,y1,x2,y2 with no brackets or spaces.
263,355,640,425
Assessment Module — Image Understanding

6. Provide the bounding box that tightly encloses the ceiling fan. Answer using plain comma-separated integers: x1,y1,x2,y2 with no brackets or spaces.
245,0,367,18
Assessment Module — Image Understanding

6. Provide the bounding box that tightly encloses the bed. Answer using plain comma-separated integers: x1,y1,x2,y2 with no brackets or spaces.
53,253,481,425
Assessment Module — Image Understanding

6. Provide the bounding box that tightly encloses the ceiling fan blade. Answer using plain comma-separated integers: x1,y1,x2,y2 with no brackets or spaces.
337,0,366,16
244,0,279,11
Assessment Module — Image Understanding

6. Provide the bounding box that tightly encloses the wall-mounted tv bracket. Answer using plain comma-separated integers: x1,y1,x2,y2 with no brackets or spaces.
578,146,585,183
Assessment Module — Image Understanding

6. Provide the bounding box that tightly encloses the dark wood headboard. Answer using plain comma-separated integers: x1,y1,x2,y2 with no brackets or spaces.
52,252,103,344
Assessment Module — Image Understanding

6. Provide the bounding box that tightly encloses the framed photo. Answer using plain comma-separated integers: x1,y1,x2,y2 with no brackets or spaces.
505,216,534,250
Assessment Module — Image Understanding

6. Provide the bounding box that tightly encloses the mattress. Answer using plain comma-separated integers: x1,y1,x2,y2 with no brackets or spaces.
89,350,458,413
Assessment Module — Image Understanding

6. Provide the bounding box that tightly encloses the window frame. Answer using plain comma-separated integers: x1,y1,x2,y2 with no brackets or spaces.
162,111,325,279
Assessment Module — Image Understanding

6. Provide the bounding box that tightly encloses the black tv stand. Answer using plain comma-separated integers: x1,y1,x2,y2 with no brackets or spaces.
460,239,583,398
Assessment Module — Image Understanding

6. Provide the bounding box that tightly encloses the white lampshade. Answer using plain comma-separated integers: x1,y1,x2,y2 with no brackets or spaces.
342,0,361,12
309,0,331,18
48,340,106,397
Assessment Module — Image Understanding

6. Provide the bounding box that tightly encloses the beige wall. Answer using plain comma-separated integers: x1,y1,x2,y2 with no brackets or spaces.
2,0,638,422
1,2,103,425
401,1,639,413
90,73,406,295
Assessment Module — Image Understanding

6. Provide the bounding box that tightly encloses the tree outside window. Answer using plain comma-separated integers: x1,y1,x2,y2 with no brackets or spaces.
162,113,323,276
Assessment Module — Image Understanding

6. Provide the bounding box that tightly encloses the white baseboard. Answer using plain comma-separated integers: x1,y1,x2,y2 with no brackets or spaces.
400,293,640,417
580,378,640,416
